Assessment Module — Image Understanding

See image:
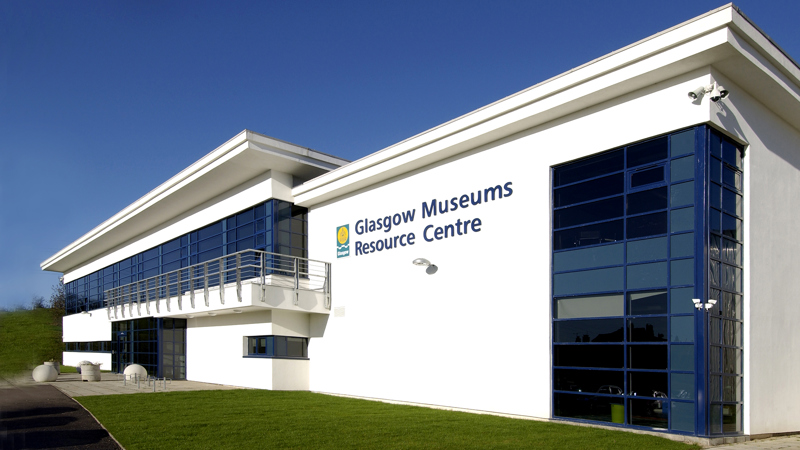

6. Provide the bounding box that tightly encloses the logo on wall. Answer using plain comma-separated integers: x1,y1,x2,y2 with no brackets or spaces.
336,225,350,258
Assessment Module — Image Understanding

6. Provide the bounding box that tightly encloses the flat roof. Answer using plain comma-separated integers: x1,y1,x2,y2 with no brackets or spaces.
41,130,349,274
292,4,800,207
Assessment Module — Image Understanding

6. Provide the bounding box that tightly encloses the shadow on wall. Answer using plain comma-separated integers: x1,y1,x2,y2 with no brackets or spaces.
713,82,800,172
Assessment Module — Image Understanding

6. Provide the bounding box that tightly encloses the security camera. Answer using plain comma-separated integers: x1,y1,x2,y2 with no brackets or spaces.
688,86,705,100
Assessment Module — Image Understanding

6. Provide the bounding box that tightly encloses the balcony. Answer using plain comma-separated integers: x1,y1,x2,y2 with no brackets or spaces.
104,250,331,320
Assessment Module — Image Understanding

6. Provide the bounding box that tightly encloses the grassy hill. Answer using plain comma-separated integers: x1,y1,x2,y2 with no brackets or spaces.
0,308,63,375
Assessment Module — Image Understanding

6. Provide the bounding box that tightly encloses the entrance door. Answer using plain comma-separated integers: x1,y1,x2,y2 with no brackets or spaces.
115,331,132,373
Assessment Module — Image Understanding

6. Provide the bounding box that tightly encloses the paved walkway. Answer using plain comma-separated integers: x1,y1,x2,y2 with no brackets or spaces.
40,372,245,397
715,436,800,449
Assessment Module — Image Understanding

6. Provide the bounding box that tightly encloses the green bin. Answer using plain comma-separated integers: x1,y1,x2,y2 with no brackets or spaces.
611,404,624,424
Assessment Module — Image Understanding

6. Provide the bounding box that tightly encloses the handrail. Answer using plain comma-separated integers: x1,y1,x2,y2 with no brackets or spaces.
104,249,331,319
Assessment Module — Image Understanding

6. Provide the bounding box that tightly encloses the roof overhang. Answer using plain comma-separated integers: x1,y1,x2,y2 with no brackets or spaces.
41,130,348,274
292,4,800,208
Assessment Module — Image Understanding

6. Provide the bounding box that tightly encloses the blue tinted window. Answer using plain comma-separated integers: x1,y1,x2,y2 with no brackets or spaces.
554,318,624,342
671,181,694,207
671,233,694,258
554,173,624,208
710,157,722,183
627,262,667,289
671,259,694,286
554,149,624,187
670,130,694,157
671,345,694,372
553,267,624,296
628,137,668,168
722,140,742,169
554,243,624,272
671,156,694,182
671,207,694,233
237,208,255,225
628,345,667,369
671,317,694,342
627,237,667,263
553,220,624,250
722,214,741,241
627,212,667,239
628,290,667,315
671,402,695,432
627,187,667,215
197,222,223,240
630,166,664,188
710,209,721,235
672,373,695,398
722,188,742,217
628,317,667,342
554,197,624,228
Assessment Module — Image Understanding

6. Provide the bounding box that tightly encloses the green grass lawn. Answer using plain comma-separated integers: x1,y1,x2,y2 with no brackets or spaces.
0,308,63,376
77,390,699,450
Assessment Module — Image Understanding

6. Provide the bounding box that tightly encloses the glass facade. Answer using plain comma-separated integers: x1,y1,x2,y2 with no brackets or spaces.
707,129,744,434
552,126,745,436
64,199,308,314
112,317,187,379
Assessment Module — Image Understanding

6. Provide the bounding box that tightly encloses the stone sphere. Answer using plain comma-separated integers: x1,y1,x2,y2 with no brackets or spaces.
76,360,92,374
32,364,58,382
123,364,148,381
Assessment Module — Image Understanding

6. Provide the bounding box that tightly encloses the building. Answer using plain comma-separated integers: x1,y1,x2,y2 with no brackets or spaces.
42,4,800,439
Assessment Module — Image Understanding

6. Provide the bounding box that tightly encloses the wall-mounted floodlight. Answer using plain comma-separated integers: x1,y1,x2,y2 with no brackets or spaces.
709,84,729,102
688,86,706,100
693,298,717,311
233,309,243,314
208,312,217,316
412,258,438,275
688,82,729,102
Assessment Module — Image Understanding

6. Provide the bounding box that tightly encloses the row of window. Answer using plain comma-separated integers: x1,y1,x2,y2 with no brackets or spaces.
64,341,112,352
552,128,699,433
64,200,308,314
246,336,309,359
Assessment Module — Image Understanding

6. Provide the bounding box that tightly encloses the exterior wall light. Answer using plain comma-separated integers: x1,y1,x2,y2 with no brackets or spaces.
233,309,243,313
208,312,217,316
412,258,438,275
692,298,717,311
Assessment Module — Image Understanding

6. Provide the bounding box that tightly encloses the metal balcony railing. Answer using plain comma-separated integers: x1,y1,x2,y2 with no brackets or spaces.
104,250,331,319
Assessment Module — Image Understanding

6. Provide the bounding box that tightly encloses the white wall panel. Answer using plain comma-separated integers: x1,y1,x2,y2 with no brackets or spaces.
712,70,800,435
307,74,712,419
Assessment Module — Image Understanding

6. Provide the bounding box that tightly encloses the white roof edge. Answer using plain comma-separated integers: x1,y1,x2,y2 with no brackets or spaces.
293,4,796,202
41,130,347,271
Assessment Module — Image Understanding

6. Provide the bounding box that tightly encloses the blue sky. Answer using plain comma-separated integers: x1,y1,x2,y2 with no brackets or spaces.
1,1,797,310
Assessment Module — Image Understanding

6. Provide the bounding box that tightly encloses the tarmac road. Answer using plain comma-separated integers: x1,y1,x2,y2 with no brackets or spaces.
0,383,122,450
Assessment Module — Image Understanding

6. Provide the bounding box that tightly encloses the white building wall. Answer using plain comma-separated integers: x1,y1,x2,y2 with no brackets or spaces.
186,310,310,390
63,351,112,369
711,71,800,435
63,311,112,342
307,73,712,418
